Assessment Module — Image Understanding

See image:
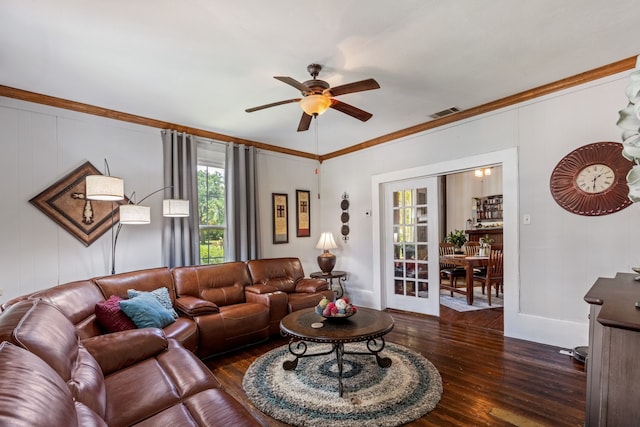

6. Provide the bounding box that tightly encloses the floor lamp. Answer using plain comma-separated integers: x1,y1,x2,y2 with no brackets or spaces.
112,188,189,274
85,161,124,273
86,162,189,274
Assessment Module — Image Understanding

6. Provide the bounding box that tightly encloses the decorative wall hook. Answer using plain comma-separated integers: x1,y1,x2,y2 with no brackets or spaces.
340,192,350,242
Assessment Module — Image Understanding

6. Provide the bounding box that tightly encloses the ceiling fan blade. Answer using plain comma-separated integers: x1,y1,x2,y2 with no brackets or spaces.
297,112,313,132
274,76,311,94
326,78,380,97
330,99,373,122
245,98,300,113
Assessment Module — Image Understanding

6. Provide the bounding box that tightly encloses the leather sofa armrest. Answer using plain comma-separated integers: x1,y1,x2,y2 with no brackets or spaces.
175,296,220,317
295,278,330,293
82,328,168,375
245,289,288,335
245,284,279,294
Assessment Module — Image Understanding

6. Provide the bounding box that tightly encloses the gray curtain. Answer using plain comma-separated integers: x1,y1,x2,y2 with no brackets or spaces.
225,143,260,261
162,129,200,267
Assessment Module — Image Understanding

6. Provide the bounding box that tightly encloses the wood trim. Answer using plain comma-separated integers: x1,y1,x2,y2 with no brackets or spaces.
0,85,319,161
319,56,637,161
0,56,636,162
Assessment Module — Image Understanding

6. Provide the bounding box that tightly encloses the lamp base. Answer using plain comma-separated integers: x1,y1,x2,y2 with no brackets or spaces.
317,251,336,274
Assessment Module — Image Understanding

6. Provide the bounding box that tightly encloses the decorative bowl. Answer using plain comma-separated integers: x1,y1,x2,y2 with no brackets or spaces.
315,297,357,320
321,312,355,321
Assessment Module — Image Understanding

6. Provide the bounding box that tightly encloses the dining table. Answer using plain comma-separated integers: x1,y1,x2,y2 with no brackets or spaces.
439,254,489,304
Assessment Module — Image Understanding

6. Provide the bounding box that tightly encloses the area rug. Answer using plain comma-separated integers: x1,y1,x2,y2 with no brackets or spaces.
242,341,442,427
440,289,503,312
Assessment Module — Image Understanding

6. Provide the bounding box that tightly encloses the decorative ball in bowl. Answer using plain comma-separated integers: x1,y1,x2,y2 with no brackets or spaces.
316,297,357,320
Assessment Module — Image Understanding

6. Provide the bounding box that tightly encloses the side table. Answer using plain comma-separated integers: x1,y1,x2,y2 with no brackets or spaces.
310,270,347,298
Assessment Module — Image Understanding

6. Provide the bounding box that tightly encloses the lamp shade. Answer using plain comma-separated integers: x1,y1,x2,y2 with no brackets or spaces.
299,94,331,116
119,204,150,224
316,232,338,250
85,175,124,201
163,199,190,217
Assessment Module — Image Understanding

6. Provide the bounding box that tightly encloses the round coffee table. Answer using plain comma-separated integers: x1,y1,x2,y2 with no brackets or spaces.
279,307,394,396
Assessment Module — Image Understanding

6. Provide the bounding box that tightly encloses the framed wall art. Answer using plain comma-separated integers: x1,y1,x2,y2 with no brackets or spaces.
272,193,289,244
296,189,311,237
29,161,126,246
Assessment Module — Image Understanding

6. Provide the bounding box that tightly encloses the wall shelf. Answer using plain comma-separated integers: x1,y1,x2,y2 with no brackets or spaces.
474,194,503,221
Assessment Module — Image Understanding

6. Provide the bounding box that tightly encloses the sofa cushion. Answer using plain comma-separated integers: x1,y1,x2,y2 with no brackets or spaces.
175,295,220,316
0,341,79,427
265,277,297,293
83,328,168,376
30,280,106,339
0,299,79,381
128,287,179,319
93,267,176,304
0,299,108,417
119,294,176,329
94,295,137,333
68,345,107,418
133,389,262,427
172,262,250,306
75,402,108,427
246,257,306,293
102,339,223,426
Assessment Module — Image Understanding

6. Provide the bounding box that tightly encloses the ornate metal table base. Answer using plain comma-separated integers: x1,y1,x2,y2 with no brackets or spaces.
282,337,392,397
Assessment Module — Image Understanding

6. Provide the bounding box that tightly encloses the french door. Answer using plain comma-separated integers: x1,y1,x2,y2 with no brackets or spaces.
383,177,440,316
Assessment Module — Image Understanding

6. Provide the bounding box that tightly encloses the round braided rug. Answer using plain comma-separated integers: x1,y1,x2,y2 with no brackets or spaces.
242,341,442,426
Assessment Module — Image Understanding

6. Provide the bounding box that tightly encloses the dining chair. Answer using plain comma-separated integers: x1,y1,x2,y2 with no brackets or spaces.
464,241,480,256
439,242,466,295
472,248,503,306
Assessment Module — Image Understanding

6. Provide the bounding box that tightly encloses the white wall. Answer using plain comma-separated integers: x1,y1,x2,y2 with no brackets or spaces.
315,71,639,348
2,68,637,349
0,97,164,302
255,150,321,275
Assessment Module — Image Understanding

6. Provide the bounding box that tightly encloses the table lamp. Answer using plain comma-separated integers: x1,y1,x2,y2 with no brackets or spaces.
316,232,338,274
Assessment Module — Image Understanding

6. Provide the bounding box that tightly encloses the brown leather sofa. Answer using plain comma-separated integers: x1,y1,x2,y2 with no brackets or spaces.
0,299,261,426
246,257,334,313
1,257,331,358
0,257,330,426
171,262,275,357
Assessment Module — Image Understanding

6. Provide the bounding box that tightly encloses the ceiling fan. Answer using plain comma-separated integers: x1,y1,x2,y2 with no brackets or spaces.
245,64,380,132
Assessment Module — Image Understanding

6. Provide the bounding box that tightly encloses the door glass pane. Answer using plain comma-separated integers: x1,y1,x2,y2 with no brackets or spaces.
392,187,429,298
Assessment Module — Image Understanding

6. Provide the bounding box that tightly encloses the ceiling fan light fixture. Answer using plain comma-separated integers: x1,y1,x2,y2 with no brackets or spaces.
299,94,331,116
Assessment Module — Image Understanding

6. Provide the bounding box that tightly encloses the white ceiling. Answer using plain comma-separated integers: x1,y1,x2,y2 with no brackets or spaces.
1,0,639,156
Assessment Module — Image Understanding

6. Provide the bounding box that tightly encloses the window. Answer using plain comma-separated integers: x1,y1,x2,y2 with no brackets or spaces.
197,141,226,264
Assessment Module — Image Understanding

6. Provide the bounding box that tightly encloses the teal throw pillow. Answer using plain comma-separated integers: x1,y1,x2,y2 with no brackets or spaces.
127,287,178,319
118,293,176,329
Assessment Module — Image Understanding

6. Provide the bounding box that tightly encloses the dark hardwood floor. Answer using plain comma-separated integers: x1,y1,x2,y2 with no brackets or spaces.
205,307,585,426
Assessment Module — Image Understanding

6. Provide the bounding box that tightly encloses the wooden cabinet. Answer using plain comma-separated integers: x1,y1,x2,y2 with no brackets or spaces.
465,228,503,245
584,273,640,426
474,194,503,221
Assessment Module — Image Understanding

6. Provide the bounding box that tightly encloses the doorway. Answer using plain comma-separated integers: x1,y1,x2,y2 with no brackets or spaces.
371,149,518,335
440,166,504,331
382,177,440,316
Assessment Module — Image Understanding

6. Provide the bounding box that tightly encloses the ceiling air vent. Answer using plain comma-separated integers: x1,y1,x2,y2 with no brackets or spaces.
429,106,461,119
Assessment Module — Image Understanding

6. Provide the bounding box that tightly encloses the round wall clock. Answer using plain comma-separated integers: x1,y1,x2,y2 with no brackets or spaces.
549,141,634,216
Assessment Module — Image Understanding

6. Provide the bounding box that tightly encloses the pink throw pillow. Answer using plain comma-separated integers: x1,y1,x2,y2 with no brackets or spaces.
94,295,136,333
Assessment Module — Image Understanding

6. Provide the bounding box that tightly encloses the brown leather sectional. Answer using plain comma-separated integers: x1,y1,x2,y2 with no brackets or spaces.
0,257,333,426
